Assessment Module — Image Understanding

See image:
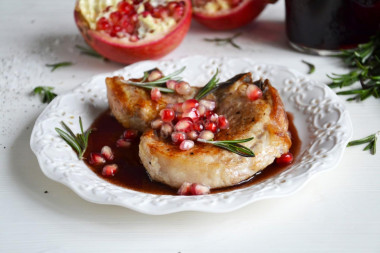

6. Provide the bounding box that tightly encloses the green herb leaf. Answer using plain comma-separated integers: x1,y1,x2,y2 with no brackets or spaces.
301,60,315,74
75,44,105,59
328,33,380,101
45,61,73,72
347,132,378,155
197,137,255,157
204,32,242,49
55,117,92,159
195,69,220,100
122,67,186,93
33,86,57,103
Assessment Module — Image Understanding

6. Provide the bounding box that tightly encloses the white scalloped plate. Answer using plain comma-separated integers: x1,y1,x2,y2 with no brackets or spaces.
30,56,352,215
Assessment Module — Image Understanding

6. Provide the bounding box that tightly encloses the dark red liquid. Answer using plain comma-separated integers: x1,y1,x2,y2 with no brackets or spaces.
84,110,301,195
285,0,380,50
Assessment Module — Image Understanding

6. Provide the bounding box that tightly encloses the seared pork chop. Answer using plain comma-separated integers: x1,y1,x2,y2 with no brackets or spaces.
106,76,199,131
139,74,292,189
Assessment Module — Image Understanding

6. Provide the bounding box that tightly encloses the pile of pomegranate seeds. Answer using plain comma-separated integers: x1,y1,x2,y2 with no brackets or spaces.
177,182,210,195
95,0,186,41
88,145,118,177
152,98,230,151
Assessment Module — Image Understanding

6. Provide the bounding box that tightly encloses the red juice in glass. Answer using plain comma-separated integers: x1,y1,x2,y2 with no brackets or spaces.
285,0,380,55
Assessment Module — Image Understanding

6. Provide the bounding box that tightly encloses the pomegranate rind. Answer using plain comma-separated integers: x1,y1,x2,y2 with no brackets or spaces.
74,0,192,64
193,0,268,30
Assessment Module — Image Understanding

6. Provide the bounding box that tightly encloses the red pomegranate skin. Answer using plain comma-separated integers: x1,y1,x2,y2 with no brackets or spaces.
74,0,192,64
193,0,270,30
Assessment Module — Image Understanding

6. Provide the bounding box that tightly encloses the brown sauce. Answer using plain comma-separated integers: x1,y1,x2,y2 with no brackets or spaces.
84,110,301,195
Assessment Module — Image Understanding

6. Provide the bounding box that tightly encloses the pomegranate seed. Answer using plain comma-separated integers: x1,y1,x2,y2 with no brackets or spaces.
96,17,110,31
102,164,118,177
205,111,219,122
198,130,214,140
100,146,114,161
182,109,200,121
190,183,210,195
173,5,185,21
89,153,106,165
199,99,216,111
173,102,183,113
142,11,151,18
151,87,162,101
118,1,134,14
151,118,163,129
116,138,131,148
160,123,173,138
171,131,186,144
109,11,122,24
174,118,193,132
177,182,191,195
182,99,199,112
193,121,204,132
246,84,263,101
187,130,199,140
129,34,139,42
144,2,154,12
166,80,178,90
179,140,194,151
123,129,138,140
133,0,143,4
175,81,191,95
218,115,229,129
175,111,183,121
160,108,175,122
276,152,294,165
148,69,163,82
168,1,179,14
204,121,218,132
197,104,206,116
152,6,168,19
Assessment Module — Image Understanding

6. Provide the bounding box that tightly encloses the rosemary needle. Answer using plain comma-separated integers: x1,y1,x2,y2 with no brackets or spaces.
204,32,242,49
301,60,315,74
45,61,73,72
197,137,255,157
55,117,92,159
347,132,378,155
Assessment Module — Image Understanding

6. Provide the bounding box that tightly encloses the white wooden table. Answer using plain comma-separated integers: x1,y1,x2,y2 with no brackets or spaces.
1,0,379,252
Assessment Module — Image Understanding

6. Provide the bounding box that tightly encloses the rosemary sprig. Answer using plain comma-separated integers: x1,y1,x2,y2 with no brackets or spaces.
55,117,92,159
328,33,380,101
195,69,220,100
301,60,315,74
347,132,378,155
33,86,57,103
204,32,242,49
75,44,104,59
197,137,255,157
45,61,73,72
122,66,186,93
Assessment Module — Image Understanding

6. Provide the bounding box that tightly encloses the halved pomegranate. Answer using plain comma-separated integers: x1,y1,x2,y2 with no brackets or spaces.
192,0,276,30
74,0,192,64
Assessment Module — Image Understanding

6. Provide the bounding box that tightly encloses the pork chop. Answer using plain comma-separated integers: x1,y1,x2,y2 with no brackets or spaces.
106,76,199,131
139,74,292,189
